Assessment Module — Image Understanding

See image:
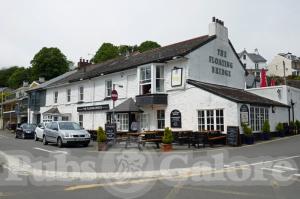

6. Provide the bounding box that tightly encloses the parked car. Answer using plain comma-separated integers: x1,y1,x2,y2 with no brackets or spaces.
43,121,91,147
34,122,48,141
15,124,37,139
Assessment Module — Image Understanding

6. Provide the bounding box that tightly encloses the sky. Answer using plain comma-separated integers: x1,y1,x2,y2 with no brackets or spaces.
0,0,299,68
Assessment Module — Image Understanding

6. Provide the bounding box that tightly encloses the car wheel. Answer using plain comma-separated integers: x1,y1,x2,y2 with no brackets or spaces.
43,136,48,145
15,133,18,139
22,133,25,139
57,137,63,148
34,133,38,141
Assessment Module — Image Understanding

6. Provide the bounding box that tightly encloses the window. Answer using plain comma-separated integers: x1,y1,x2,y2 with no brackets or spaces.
62,116,69,121
54,91,58,103
67,89,71,102
139,65,152,95
105,80,112,97
255,63,259,70
43,115,52,123
243,63,246,68
79,114,83,127
156,66,164,92
157,110,165,129
140,113,149,130
243,54,246,60
250,106,269,132
117,113,129,131
51,122,58,130
197,109,224,132
79,86,84,101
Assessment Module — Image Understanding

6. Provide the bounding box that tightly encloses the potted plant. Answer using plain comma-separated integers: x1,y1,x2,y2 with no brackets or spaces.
161,127,174,152
276,122,285,137
242,123,254,145
261,120,271,140
97,127,107,151
295,120,300,134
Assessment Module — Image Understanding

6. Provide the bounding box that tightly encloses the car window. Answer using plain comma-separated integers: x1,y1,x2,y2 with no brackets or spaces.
46,122,52,129
59,122,82,130
22,124,36,130
51,122,58,130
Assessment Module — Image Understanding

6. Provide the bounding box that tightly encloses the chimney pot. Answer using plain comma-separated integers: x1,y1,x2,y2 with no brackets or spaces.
212,16,216,22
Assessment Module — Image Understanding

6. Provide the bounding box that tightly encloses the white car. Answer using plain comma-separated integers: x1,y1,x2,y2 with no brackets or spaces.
34,122,48,141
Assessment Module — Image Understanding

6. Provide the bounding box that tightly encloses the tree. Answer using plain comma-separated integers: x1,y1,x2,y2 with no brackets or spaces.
30,47,69,80
7,67,32,89
0,66,19,87
92,43,119,64
138,41,161,53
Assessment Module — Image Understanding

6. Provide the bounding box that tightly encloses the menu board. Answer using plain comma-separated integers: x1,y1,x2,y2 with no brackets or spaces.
105,123,117,140
170,110,182,128
226,126,240,146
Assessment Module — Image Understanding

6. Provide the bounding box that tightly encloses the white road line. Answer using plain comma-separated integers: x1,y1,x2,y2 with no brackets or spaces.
33,147,68,154
261,168,285,173
274,165,298,171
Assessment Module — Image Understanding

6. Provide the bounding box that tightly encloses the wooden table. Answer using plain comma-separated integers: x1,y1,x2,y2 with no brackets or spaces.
125,132,143,151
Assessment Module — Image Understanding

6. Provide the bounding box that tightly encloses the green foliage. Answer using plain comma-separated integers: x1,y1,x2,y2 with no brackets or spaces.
92,43,119,63
289,121,296,128
162,127,173,144
241,123,253,137
262,120,270,133
138,41,161,53
96,127,107,143
31,47,69,80
275,123,284,132
7,67,32,89
0,66,19,87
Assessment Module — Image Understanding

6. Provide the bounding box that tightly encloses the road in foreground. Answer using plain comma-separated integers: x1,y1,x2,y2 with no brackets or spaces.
1,130,300,199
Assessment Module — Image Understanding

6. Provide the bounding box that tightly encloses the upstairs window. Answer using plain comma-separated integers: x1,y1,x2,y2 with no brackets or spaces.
54,91,58,104
105,80,112,97
139,65,152,95
243,54,246,60
156,65,164,93
79,86,84,101
67,89,71,102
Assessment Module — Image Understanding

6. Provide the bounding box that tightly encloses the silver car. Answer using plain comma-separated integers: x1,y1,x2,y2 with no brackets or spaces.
43,121,91,147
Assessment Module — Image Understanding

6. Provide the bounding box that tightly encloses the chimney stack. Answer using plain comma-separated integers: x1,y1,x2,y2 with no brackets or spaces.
209,17,228,42
78,58,92,72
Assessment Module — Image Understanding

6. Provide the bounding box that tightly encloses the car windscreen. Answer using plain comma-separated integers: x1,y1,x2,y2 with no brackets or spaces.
59,122,82,130
22,124,36,130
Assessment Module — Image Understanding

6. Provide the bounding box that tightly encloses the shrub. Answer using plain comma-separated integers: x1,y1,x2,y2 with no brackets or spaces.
262,120,270,133
296,120,300,130
242,123,253,137
162,127,173,144
275,123,284,132
97,127,107,143
289,121,296,129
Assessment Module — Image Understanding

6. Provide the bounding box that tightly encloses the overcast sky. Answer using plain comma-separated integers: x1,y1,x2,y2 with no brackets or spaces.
0,0,299,68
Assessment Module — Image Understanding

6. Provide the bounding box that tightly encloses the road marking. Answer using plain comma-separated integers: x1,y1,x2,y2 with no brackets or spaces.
274,165,297,171
33,147,68,154
261,168,285,173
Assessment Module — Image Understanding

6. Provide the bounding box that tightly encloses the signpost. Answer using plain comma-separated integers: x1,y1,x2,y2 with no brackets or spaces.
170,109,182,128
226,126,241,146
111,89,118,124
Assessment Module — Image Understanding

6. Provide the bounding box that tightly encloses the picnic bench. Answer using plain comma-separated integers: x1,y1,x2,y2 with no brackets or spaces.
201,130,226,147
141,131,163,148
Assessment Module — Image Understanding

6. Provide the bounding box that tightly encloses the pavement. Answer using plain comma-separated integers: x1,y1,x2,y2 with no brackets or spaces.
0,129,300,199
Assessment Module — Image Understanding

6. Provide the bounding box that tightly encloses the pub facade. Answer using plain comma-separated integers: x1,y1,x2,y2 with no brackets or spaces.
35,18,290,134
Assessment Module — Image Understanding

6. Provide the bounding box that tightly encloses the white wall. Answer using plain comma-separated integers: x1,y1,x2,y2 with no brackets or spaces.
187,37,246,89
267,55,292,77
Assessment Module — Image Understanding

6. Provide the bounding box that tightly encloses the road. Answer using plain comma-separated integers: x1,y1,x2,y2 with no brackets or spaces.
0,130,300,199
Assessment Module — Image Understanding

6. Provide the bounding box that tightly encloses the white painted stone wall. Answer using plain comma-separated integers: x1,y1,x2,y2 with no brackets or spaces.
267,55,292,76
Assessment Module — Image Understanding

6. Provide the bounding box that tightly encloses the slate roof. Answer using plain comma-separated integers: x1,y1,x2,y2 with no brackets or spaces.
239,50,267,63
108,98,143,113
48,35,217,87
187,79,289,107
43,107,61,115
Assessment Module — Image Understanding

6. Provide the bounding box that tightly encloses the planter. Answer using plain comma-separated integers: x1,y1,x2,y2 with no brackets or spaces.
98,142,107,151
261,132,271,140
244,135,254,145
278,131,285,137
161,144,173,152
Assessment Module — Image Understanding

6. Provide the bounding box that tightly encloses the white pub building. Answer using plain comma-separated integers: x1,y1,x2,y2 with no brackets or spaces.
34,18,290,134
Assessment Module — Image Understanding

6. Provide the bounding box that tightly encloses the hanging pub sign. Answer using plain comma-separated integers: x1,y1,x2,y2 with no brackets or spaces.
77,104,109,112
171,67,183,87
170,109,182,128
240,104,249,125
226,126,241,146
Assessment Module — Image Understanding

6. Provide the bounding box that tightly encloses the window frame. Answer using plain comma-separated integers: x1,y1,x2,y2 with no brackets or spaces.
157,110,165,129
117,113,129,132
79,114,83,127
250,106,269,132
197,109,224,132
155,65,165,93
66,89,71,102
54,91,58,104
79,86,84,101
105,80,112,97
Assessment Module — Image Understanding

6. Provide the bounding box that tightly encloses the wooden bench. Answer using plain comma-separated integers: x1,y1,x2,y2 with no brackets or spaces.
141,131,163,149
203,131,226,147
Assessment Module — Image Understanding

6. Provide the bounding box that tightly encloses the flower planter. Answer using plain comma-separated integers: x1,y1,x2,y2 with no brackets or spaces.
244,135,254,145
161,144,173,152
98,142,107,151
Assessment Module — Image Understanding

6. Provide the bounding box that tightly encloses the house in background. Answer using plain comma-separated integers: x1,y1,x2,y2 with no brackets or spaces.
239,49,267,88
268,52,300,77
